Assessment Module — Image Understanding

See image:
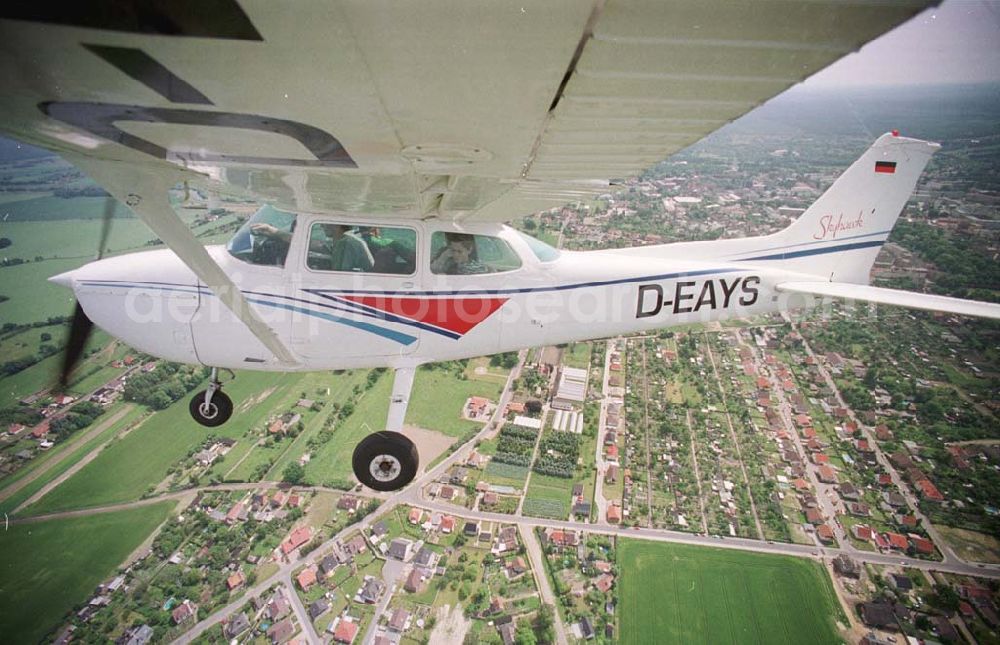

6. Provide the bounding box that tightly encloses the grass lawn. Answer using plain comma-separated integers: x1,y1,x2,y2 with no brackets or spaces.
264,371,368,480
406,368,503,437
22,371,298,515
618,540,846,645
562,342,592,369
936,525,1000,564
0,501,175,644
306,371,387,484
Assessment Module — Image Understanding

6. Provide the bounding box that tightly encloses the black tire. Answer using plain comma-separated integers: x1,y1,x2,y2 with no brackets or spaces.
189,389,233,427
352,431,419,492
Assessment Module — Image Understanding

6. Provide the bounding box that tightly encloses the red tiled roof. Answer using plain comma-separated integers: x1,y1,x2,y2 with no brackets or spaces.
297,568,317,590
333,619,358,643
911,536,934,554
916,479,944,501
281,526,312,554
885,532,909,550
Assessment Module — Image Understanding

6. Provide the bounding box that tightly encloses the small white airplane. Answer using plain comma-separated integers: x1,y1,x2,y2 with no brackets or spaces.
3,1,994,491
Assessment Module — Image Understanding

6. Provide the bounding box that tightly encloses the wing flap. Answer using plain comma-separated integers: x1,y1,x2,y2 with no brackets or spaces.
777,282,1000,321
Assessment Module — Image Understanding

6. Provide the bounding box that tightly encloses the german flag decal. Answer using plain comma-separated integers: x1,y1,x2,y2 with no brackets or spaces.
874,161,897,174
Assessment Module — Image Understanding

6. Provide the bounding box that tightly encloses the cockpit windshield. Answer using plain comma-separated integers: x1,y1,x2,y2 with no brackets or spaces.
226,205,297,267
516,230,561,262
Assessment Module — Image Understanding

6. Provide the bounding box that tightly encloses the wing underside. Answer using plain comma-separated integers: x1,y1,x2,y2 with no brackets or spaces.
0,0,936,222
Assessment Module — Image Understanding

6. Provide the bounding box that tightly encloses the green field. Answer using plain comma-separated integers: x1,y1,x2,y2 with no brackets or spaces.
21,371,300,515
0,258,83,324
0,404,146,515
524,473,572,519
483,460,529,488
0,502,175,644
1,218,159,260
562,342,592,369
406,368,503,437
618,540,846,645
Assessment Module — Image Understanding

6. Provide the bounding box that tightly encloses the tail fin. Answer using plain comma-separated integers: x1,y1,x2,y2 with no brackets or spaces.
759,132,939,284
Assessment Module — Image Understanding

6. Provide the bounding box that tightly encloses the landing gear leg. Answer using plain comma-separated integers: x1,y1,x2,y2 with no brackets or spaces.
352,367,419,491
189,367,234,427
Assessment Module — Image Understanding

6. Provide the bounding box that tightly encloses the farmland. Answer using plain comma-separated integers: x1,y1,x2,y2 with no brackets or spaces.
523,472,572,519
0,502,175,644
617,540,845,645
21,371,298,515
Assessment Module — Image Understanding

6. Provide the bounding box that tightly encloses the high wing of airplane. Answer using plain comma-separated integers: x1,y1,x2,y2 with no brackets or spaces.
7,0,999,492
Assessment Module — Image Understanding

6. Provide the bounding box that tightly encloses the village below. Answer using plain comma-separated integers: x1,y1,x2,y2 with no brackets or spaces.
0,84,998,645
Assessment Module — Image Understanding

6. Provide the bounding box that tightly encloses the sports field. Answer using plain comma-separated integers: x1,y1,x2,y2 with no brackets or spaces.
0,502,175,644
618,540,846,645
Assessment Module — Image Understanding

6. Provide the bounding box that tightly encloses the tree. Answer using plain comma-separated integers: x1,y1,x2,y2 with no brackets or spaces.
282,462,306,485
533,604,555,644
515,624,538,645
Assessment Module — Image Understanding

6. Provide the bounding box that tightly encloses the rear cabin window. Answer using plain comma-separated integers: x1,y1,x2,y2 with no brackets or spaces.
429,232,522,275
306,223,416,274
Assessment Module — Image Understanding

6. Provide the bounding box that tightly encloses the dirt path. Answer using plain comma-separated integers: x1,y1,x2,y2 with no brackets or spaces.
520,525,569,645
406,424,458,475
704,336,764,540
639,339,654,526
823,559,867,643
0,404,136,503
428,604,471,645
686,410,709,534
10,405,144,514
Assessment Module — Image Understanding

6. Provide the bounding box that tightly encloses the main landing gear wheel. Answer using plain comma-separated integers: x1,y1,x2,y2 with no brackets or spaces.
189,389,233,427
352,431,419,492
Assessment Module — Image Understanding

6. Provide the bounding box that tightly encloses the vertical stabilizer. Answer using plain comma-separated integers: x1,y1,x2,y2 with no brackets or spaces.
763,133,939,283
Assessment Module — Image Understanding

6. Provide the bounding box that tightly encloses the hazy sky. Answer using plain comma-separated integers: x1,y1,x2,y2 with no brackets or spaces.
806,0,1000,86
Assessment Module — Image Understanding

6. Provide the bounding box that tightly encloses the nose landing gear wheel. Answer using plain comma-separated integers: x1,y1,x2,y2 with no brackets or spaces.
189,389,233,427
352,431,419,492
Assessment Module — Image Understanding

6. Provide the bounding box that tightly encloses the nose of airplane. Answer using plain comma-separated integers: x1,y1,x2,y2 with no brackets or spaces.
49,268,79,289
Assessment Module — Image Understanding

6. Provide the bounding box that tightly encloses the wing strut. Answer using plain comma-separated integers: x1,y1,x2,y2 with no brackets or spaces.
66,155,298,366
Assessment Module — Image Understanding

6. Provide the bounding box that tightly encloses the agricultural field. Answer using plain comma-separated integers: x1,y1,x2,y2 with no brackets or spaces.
21,371,300,515
523,472,573,519
0,501,176,644
482,460,530,489
0,404,146,514
617,540,846,645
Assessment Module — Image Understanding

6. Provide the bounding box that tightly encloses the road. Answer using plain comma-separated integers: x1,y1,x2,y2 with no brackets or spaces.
18,344,997,645
0,372,139,505
520,525,569,645
747,331,847,548
175,352,529,644
788,315,959,564
592,337,617,523
280,576,319,643
360,557,406,645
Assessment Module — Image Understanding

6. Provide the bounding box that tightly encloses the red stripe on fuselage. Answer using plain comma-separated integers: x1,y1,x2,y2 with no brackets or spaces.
341,295,508,335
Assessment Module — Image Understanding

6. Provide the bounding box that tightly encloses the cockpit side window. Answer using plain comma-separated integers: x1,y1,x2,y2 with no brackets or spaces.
306,223,417,275
429,232,522,275
226,205,297,267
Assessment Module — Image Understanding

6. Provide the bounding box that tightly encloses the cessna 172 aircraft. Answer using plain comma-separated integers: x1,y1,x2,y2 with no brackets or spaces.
2,1,996,491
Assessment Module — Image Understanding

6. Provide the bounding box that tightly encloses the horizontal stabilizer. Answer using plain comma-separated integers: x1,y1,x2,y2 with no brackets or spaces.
776,282,1000,321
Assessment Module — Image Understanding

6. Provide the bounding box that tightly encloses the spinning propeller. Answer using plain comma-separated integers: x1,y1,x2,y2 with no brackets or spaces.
58,196,115,388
